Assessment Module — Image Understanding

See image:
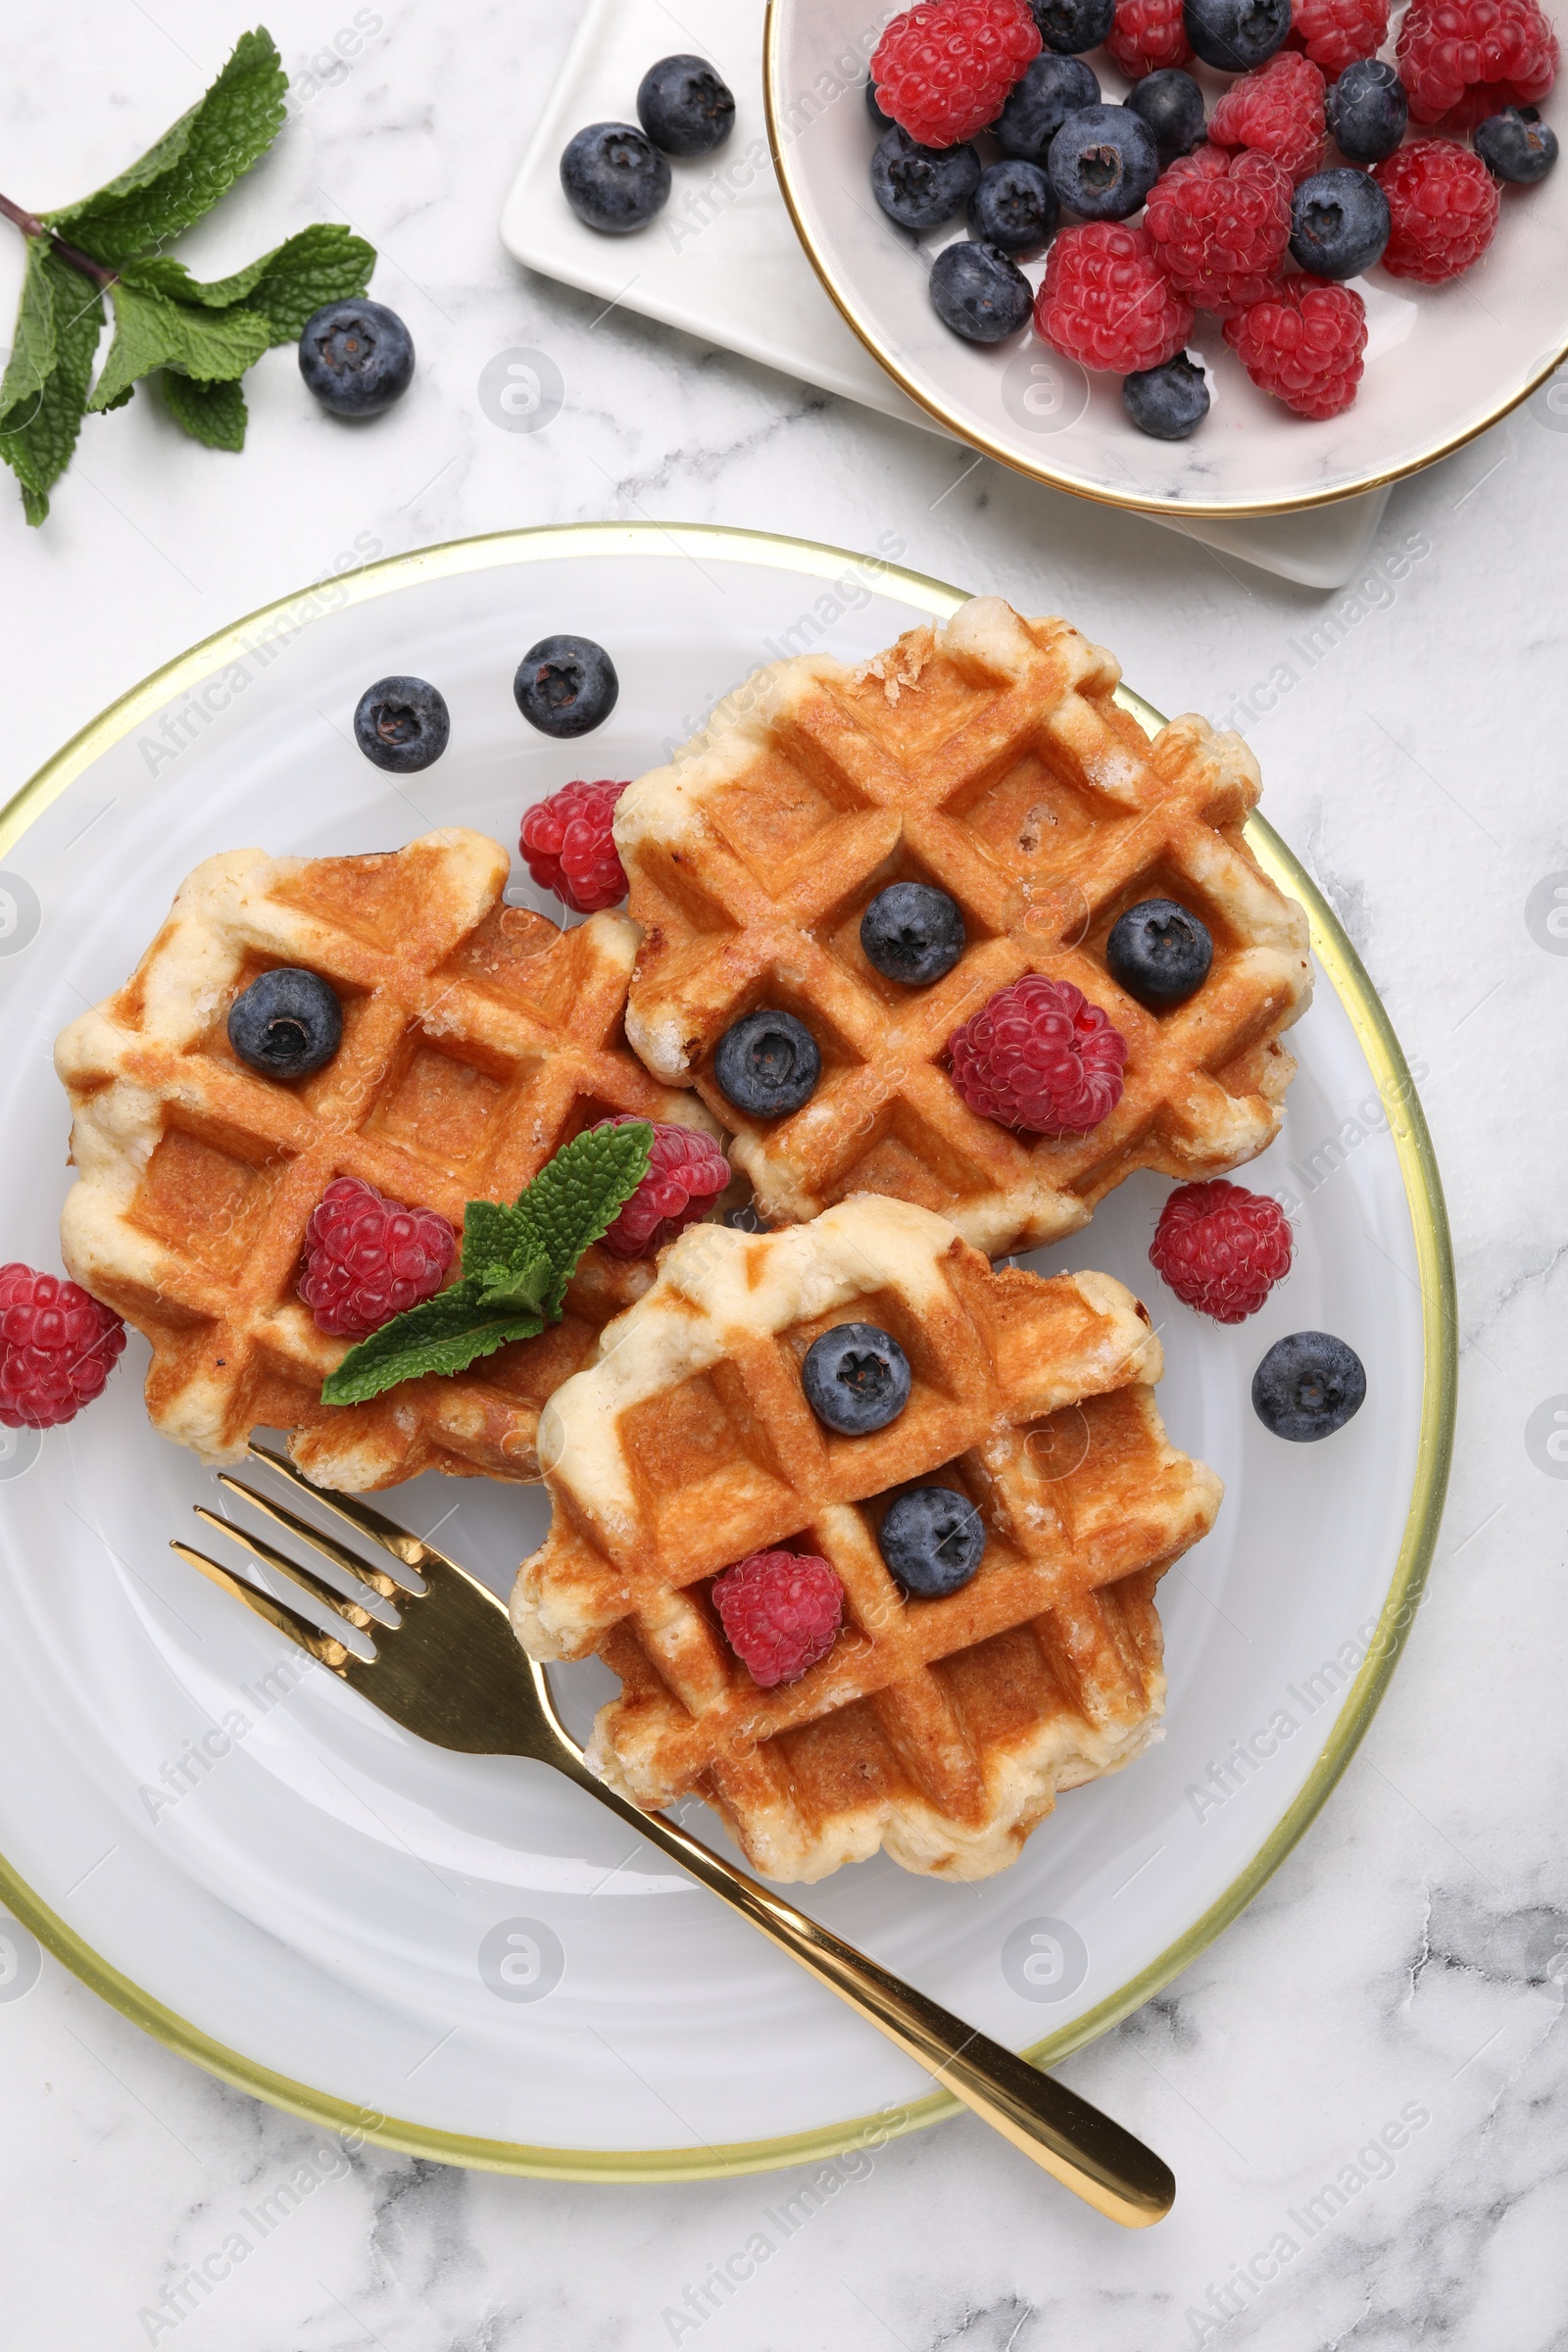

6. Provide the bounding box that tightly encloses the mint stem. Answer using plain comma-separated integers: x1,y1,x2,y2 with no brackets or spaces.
0,192,118,288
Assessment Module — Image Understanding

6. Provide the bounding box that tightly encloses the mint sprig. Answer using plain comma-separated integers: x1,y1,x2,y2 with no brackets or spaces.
320,1124,655,1408
0,29,375,524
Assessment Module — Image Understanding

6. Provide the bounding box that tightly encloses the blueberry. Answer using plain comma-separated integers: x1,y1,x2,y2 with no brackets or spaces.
1182,0,1291,72
802,1323,912,1435
1105,898,1213,1005
1252,1332,1366,1442
1325,60,1408,164
1476,105,1559,183
298,301,414,418
227,968,342,1080
514,636,618,737
866,78,895,132
878,1487,986,1597
860,882,967,984
1290,167,1391,278
929,241,1035,342
1125,69,1207,161
637,55,735,157
871,125,982,230
561,122,671,233
713,1011,821,1117
994,56,1101,164
1048,105,1160,220
1122,355,1210,441
968,159,1060,252
353,676,450,772
1029,0,1116,52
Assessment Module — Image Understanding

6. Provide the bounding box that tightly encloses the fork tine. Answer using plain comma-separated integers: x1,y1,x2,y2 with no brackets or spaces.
191,1507,379,1657
215,1474,407,1617
170,1540,353,1670
246,1443,436,1590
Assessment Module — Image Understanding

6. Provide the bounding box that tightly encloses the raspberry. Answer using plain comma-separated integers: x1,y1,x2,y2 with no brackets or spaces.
519,780,629,914
1105,0,1194,74
1033,224,1194,374
1224,277,1367,416
1209,53,1328,178
0,1264,125,1429
1373,138,1501,277
949,974,1128,1134
591,1116,730,1257
1146,146,1294,316
299,1177,456,1339
711,1550,844,1689
1396,0,1558,126
1149,1182,1294,1322
1290,0,1390,73
871,0,1042,147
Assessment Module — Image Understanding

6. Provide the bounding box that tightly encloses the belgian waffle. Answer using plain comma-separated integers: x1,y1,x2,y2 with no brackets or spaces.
511,1199,1222,1884
56,828,722,1491
615,597,1311,1257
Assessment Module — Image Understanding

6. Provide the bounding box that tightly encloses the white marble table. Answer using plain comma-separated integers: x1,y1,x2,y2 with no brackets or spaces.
2,4,1565,2346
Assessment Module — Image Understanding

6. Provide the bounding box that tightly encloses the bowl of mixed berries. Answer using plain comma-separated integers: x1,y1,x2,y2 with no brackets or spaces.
763,0,1563,512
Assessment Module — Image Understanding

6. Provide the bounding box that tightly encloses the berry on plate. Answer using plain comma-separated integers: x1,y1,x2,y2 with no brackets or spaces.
298,301,414,418
1396,0,1558,127
1252,1330,1365,1439
1325,58,1409,159
519,779,629,912
994,54,1102,161
1048,103,1163,217
929,240,1036,339
1290,164,1392,274
969,157,1061,249
1107,0,1195,75
298,1177,456,1340
1291,0,1390,72
590,1116,730,1257
1122,352,1211,437
878,1487,987,1596
871,0,1043,147
1030,0,1117,51
802,1322,913,1435
1476,101,1560,176
866,76,897,130
711,1549,844,1686
860,881,967,983
353,675,450,772
1035,221,1194,371
227,968,343,1080
1184,0,1294,73
949,973,1128,1132
560,122,671,232
1373,138,1500,278
1150,1180,1293,1321
871,125,984,227
713,1010,822,1117
1105,897,1213,1002
1224,277,1367,416
1146,144,1294,315
0,1265,125,1430
1126,68,1209,158
636,55,735,156
514,635,619,737
1209,51,1328,178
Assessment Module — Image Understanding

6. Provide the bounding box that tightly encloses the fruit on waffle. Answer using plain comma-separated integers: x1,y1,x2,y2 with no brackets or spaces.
511,1198,1222,1883
55,828,722,1491
614,598,1311,1260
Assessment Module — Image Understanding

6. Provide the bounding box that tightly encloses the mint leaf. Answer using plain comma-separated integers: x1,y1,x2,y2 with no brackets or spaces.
506,1123,654,1317
0,250,104,522
161,368,246,450
89,274,271,409
320,1283,546,1406
0,242,58,421
474,1254,553,1313
128,224,374,345
47,29,288,268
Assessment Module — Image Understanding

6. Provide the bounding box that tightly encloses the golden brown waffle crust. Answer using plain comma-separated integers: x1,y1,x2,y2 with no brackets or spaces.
615,597,1311,1257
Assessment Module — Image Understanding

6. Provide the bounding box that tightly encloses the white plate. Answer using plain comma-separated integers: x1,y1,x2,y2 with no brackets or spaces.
0,525,1451,2177
765,0,1568,516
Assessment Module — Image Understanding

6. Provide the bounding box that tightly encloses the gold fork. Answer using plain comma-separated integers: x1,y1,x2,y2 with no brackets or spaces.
171,1442,1175,2227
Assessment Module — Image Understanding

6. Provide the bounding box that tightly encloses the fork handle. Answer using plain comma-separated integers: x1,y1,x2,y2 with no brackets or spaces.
582,1776,1172,2226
